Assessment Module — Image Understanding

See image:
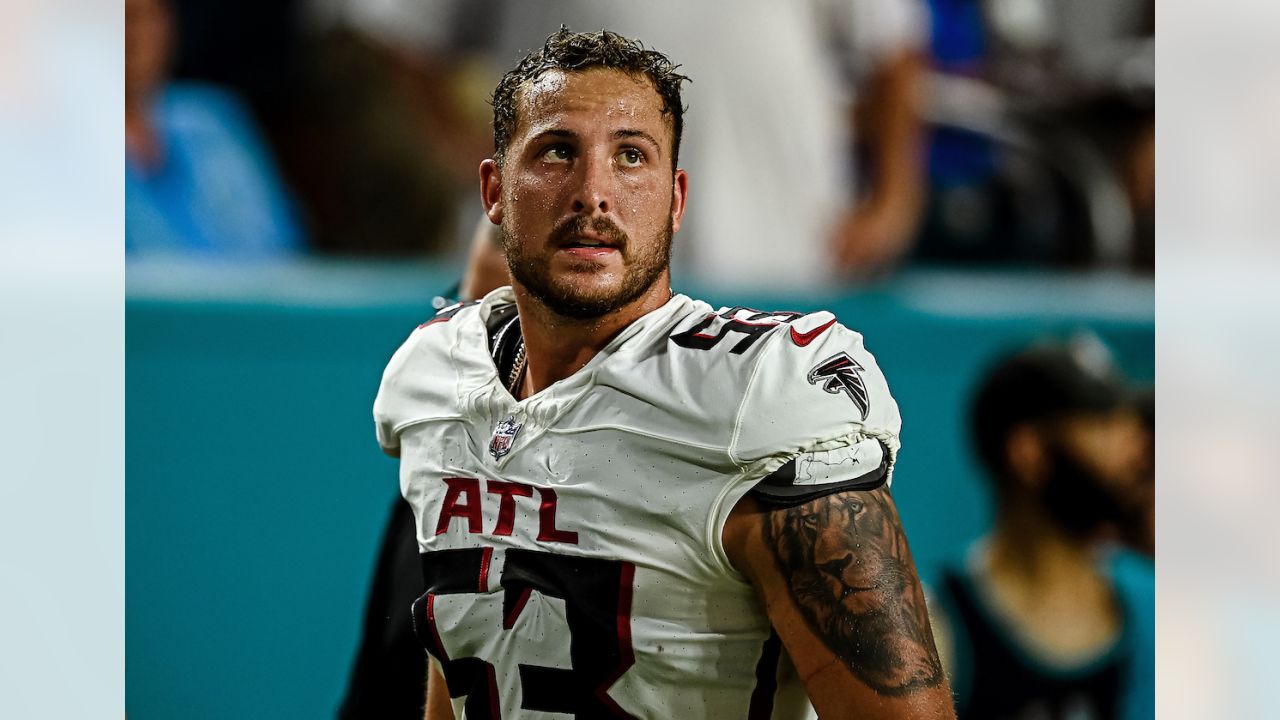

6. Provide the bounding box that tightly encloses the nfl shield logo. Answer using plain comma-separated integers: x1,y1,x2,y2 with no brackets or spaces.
489,417,522,459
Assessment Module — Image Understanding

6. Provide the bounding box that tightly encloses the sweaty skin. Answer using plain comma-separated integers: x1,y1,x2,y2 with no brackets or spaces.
480,68,688,396
725,490,954,719
764,489,943,695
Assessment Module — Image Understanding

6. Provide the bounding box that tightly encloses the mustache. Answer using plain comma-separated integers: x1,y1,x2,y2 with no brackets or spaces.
549,215,629,249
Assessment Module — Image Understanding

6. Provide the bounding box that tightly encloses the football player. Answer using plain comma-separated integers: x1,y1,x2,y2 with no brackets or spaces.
375,28,954,719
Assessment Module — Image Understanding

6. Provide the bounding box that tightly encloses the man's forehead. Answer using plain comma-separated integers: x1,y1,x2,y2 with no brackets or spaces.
514,68,669,135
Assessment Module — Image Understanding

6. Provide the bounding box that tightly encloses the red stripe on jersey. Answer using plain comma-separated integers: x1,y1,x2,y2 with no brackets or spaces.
594,561,638,718
478,547,493,593
690,312,720,338
424,594,450,662
747,631,783,720
484,662,501,720
503,586,532,630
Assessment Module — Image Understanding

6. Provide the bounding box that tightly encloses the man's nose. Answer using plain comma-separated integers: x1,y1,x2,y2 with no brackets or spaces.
570,154,611,214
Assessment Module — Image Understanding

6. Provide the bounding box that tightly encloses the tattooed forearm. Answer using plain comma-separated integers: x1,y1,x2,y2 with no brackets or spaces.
764,487,944,696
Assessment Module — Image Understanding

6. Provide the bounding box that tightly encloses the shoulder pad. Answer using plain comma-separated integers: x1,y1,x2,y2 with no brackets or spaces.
750,440,891,506
373,301,481,456
729,311,902,479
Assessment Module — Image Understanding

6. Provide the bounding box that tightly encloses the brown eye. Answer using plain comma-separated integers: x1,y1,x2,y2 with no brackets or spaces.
618,148,643,167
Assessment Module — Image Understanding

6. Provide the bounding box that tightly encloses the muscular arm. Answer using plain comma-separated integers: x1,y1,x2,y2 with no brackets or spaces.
424,657,455,720
725,488,955,719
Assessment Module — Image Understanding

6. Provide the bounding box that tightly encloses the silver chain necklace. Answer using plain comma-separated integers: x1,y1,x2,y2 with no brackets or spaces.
506,337,527,395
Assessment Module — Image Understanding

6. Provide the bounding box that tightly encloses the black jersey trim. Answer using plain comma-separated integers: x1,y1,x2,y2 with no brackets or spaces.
489,312,522,382
749,443,891,507
747,630,783,720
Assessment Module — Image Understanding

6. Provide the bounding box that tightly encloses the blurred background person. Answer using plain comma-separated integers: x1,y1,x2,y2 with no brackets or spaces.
286,0,495,255
917,0,1153,270
143,0,495,257
1121,386,1154,556
125,0,305,258
930,338,1154,720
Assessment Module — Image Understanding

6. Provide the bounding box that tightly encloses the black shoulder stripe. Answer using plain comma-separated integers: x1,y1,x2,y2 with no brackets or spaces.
749,450,890,507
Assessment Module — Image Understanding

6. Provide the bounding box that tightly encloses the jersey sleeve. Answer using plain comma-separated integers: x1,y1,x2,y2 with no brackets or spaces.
373,300,480,457
372,327,422,458
729,313,903,504
376,299,486,456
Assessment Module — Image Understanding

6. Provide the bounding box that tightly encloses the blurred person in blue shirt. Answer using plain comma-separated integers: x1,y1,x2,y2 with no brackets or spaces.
125,0,304,258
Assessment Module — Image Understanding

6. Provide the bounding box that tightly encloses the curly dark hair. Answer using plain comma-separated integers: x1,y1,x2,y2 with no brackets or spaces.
491,27,689,169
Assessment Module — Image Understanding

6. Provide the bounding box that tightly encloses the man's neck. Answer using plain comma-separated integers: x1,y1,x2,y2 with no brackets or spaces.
511,277,673,399
975,499,1121,660
985,498,1100,583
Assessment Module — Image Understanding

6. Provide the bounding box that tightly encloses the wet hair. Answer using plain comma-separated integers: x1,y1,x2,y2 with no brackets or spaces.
491,27,689,168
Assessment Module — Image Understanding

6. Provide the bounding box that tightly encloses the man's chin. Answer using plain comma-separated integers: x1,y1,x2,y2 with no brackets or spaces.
532,282,632,320
511,250,669,321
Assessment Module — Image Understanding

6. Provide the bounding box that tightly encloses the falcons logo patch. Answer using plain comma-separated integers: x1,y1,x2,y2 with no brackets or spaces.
807,353,870,420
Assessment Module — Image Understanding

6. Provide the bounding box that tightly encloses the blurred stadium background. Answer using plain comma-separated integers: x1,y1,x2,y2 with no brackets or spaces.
122,0,1156,717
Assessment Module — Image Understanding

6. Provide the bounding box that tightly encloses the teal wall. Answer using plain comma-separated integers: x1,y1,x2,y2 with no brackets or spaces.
126,260,1152,719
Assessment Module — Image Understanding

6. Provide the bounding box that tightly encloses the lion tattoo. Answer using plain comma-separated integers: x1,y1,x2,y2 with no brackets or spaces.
765,487,943,696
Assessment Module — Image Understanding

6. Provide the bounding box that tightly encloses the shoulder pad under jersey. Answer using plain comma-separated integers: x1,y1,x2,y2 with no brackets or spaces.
717,309,902,503
373,299,481,457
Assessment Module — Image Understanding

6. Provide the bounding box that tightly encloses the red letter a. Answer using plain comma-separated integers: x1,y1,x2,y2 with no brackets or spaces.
435,477,483,535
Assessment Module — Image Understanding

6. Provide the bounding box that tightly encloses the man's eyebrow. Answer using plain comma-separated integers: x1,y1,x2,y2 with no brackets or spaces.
524,128,662,154
613,129,662,153
527,128,580,144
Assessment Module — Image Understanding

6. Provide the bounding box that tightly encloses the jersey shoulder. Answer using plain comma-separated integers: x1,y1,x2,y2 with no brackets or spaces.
617,303,901,478
679,305,902,493
591,301,813,453
373,300,483,456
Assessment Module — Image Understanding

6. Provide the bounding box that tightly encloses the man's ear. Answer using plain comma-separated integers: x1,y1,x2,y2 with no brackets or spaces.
670,168,689,234
480,159,503,224
1006,424,1048,490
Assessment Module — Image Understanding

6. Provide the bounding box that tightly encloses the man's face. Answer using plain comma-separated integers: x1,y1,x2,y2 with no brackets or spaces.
1054,410,1146,489
480,68,687,319
1031,410,1147,537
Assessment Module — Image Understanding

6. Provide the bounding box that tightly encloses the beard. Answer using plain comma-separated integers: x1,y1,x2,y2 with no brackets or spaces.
1040,441,1131,539
501,213,673,320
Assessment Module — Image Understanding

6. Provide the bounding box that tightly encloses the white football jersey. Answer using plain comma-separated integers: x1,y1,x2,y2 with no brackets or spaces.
373,288,901,719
